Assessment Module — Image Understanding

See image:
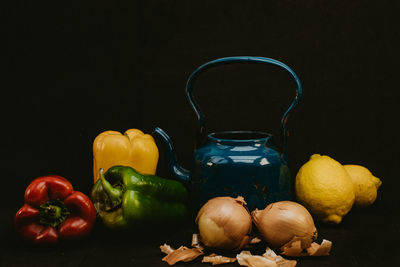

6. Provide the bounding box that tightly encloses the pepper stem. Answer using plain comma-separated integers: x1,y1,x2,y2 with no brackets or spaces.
99,168,123,208
39,199,69,227
45,205,62,219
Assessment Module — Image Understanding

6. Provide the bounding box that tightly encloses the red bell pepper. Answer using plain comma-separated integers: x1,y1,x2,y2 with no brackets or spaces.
15,175,96,244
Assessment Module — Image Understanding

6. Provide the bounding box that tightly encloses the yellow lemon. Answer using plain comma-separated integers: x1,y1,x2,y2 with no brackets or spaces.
295,154,355,224
343,165,382,208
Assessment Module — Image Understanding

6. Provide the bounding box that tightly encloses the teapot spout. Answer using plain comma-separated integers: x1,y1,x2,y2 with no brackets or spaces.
154,127,190,182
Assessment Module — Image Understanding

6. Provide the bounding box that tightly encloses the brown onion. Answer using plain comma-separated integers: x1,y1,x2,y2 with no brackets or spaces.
195,196,252,250
252,201,317,249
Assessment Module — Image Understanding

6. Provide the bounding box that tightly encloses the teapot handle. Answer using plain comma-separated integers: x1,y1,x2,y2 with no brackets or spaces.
186,56,303,154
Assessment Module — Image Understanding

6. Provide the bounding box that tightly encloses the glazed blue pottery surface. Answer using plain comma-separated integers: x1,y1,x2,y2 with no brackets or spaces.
155,56,302,211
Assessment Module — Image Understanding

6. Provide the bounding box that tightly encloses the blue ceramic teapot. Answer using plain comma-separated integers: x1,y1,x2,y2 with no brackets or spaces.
155,56,302,211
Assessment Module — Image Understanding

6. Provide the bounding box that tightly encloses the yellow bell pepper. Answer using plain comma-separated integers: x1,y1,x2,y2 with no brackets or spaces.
93,129,159,183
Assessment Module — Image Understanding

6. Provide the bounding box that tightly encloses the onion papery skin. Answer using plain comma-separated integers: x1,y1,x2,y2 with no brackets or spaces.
195,196,252,250
252,201,317,249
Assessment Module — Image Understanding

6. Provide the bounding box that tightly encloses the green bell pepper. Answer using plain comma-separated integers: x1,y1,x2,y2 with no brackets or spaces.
91,165,188,229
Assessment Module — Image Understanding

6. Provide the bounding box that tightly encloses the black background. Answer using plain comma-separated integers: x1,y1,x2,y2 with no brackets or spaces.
2,0,400,266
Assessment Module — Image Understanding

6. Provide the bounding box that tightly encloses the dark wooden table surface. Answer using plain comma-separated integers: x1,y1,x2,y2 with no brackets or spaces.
2,198,399,267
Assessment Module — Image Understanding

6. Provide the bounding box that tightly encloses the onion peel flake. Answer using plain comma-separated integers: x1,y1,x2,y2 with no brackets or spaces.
307,239,332,256
160,244,204,265
160,244,175,255
280,239,307,257
280,237,332,257
249,236,262,245
237,249,296,267
202,253,236,265
191,233,204,250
